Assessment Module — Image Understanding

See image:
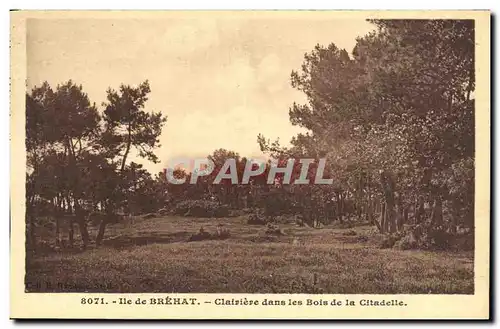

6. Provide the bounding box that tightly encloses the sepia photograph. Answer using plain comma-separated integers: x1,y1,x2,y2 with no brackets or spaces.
10,10,490,319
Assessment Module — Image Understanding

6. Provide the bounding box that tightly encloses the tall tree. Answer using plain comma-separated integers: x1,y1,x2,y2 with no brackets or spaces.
102,80,167,171
258,19,475,234
95,81,167,244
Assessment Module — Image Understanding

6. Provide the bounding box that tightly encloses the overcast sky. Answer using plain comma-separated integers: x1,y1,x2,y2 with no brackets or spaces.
27,14,375,174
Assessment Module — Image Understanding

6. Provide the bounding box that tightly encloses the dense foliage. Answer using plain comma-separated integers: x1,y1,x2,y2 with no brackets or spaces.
258,20,475,237
26,80,167,249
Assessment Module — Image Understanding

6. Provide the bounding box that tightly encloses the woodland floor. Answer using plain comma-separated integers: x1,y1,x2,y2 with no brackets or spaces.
25,215,474,294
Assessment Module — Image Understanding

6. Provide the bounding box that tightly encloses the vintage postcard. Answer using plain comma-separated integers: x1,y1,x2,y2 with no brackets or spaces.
10,10,490,319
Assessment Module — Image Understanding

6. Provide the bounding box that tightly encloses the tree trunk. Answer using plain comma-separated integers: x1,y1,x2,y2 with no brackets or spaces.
357,174,364,221
430,196,443,226
65,137,90,248
338,192,344,223
450,200,459,234
451,214,458,233
95,218,108,247
120,121,133,171
76,217,89,249
396,196,405,231
75,203,90,249
415,196,425,224
379,201,386,233
403,207,409,227
68,218,74,248
96,202,118,247
55,216,61,247
367,194,373,224
384,203,390,233
62,197,66,213
27,209,37,251
55,197,63,247
466,68,474,102
65,195,74,247
380,170,397,233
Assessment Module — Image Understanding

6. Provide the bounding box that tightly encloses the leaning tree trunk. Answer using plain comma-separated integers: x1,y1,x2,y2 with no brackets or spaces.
96,204,115,247
76,217,90,249
95,218,108,247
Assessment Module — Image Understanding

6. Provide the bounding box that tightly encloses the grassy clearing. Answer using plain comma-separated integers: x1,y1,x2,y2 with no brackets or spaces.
26,215,474,294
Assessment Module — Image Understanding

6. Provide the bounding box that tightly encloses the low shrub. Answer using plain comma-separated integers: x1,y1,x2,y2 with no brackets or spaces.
379,221,462,251
228,209,245,217
157,207,169,216
242,208,254,214
188,226,230,242
379,234,400,249
188,227,212,242
410,222,454,250
214,225,231,239
173,200,229,218
247,213,268,225
356,235,369,243
393,232,418,250
452,232,474,251
342,230,357,236
265,223,286,236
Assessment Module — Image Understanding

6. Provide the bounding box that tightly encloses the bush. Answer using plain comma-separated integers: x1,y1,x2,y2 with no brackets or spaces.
394,232,418,250
228,209,245,217
246,210,293,225
273,215,292,224
342,230,357,236
452,232,474,251
173,200,229,218
380,221,460,251
242,208,253,214
188,227,212,242
214,225,231,239
426,227,453,249
356,235,369,243
157,207,169,216
265,223,286,236
188,226,230,242
247,213,268,225
409,222,454,250
379,234,399,249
